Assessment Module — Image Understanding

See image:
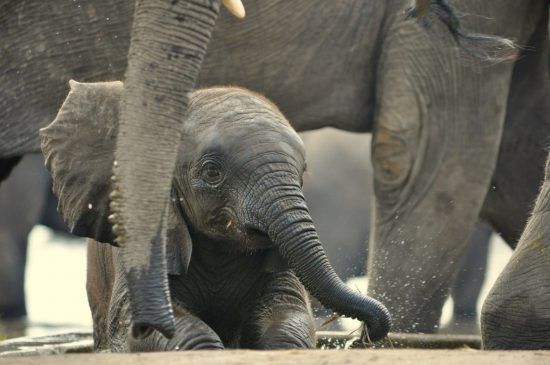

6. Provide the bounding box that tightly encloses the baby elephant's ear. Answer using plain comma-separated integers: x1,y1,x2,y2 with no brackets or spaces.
166,188,193,275
40,80,123,245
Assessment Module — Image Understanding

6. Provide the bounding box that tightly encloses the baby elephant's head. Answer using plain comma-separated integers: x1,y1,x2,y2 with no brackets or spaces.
41,81,390,342
173,87,305,251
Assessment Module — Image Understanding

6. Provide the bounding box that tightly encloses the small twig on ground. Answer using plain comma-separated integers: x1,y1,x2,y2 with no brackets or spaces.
318,313,343,330
384,335,395,349
360,325,375,349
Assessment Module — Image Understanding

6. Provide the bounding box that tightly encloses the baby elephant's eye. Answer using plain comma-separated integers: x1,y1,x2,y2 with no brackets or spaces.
200,161,224,185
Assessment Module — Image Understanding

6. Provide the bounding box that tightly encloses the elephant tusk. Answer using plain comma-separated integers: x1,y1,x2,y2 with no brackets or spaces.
413,0,431,17
405,0,431,19
223,0,246,19
226,220,233,229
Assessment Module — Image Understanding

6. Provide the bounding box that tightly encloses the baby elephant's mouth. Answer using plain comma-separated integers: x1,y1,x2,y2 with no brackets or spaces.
244,224,272,248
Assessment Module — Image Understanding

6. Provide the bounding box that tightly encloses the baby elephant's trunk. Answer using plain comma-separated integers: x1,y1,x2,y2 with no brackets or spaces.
262,188,391,341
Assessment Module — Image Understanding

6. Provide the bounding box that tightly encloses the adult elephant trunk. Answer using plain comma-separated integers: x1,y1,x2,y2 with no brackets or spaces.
263,189,391,341
110,0,221,339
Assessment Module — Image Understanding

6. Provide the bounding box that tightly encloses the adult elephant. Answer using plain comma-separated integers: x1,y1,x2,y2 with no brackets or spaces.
1,0,544,337
480,8,550,346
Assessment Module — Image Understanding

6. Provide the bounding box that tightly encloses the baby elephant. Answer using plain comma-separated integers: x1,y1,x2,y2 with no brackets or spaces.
40,81,390,352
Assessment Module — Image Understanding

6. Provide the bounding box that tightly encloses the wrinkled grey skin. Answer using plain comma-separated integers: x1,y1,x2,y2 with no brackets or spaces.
42,82,391,350
481,151,550,349
3,0,548,337
300,131,372,329
363,1,548,334
88,238,315,351
0,154,68,319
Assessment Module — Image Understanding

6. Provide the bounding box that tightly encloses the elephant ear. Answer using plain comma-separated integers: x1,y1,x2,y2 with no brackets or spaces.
40,80,193,274
40,80,122,245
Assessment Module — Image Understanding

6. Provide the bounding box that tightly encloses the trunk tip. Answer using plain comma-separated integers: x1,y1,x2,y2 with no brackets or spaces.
362,299,392,341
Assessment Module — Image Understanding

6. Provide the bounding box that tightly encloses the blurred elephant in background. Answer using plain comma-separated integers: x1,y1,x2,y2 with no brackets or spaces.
1,0,546,338
0,155,68,320
301,130,492,333
301,131,373,281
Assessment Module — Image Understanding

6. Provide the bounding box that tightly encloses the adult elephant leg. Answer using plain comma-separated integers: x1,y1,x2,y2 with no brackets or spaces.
481,152,550,349
366,7,514,333
110,0,222,339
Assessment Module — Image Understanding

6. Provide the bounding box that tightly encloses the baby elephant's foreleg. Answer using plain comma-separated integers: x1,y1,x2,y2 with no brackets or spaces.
129,306,225,351
105,268,223,352
244,272,316,349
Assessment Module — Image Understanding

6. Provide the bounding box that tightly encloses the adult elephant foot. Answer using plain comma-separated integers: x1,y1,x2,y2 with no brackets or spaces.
481,153,550,349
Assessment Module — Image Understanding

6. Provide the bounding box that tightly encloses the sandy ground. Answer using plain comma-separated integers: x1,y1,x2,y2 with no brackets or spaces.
1,349,550,365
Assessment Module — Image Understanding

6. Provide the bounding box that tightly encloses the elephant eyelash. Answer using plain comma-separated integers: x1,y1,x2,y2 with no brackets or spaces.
195,157,226,187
